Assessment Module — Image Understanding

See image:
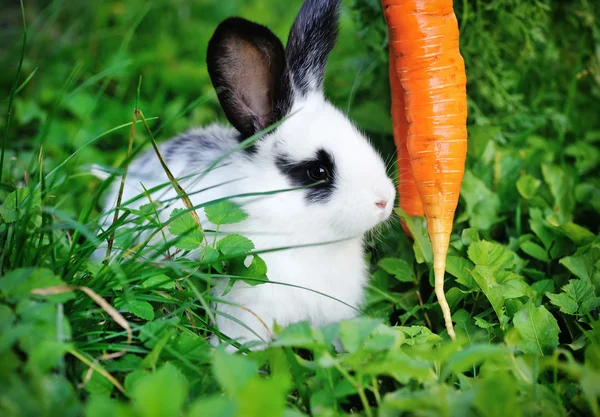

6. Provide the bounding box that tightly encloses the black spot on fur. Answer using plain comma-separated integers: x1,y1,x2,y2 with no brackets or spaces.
286,0,341,96
173,131,223,152
275,149,336,203
162,130,226,162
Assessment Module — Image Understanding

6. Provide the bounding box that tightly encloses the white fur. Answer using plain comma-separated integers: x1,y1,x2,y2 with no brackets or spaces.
99,94,394,351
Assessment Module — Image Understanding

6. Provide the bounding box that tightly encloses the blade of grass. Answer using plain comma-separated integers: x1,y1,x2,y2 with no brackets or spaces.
29,61,82,176
0,0,27,184
136,109,208,245
2,67,38,102
33,144,56,266
67,348,125,393
105,76,143,260
44,117,158,182
31,284,132,347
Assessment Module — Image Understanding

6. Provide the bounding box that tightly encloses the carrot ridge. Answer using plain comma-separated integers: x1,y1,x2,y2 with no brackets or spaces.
383,0,468,340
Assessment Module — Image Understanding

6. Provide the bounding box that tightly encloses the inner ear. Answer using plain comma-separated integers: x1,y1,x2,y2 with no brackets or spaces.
207,17,291,139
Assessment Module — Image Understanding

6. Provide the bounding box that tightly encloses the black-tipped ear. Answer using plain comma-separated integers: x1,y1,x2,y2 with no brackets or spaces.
207,17,292,139
286,0,341,96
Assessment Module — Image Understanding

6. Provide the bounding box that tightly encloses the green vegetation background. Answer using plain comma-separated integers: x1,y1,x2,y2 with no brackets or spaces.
1,0,599,416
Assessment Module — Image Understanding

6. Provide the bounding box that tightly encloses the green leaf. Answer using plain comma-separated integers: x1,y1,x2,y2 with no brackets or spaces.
445,255,477,290
0,188,42,224
529,209,558,250
131,202,161,226
559,254,593,281
380,386,449,416
212,348,258,395
547,292,579,315
124,370,147,395
395,208,432,264
520,240,550,262
205,201,248,225
187,396,237,417
474,316,496,329
531,279,555,298
397,326,442,348
64,92,96,120
466,241,530,325
575,183,600,213
445,287,467,310
140,274,175,290
168,208,204,250
581,297,600,315
461,228,481,246
131,363,188,417
82,368,114,396
547,278,600,318
338,318,382,353
228,255,268,286
115,297,154,321
452,309,478,341
26,340,70,373
200,245,221,264
499,275,533,299
378,258,414,282
15,97,45,125
272,321,326,349
362,325,406,352
563,278,594,305
443,344,507,379
516,174,542,199
282,409,308,417
85,397,122,417
512,302,559,355
468,240,513,268
234,371,291,417
541,164,575,222
217,234,255,257
0,268,71,302
474,371,521,417
554,221,595,245
460,170,501,230
467,125,499,159
471,265,506,324
565,141,600,175
361,350,436,384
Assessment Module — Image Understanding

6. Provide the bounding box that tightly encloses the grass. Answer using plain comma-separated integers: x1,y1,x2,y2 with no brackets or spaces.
1,0,600,416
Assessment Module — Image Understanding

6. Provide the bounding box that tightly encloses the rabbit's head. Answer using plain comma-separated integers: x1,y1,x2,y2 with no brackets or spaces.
206,0,395,241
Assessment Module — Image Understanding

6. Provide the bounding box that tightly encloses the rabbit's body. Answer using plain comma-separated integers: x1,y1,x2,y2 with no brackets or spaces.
100,0,395,350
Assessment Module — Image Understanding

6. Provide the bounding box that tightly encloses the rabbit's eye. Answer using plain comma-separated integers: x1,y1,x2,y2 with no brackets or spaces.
307,165,330,182
275,148,336,203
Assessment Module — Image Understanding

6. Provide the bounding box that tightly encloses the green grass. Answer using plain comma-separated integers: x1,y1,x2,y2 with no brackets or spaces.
1,0,600,416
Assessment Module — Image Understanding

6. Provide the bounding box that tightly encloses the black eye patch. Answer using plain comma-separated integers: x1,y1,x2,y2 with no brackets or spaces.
275,149,336,203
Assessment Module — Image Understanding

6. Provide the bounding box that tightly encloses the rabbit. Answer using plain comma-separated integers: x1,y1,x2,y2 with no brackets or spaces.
98,0,396,351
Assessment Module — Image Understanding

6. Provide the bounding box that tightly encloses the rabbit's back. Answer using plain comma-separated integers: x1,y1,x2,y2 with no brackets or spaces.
128,124,238,181
99,124,242,238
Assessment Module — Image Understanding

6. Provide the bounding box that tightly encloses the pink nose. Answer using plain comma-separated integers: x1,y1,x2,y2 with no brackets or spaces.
375,200,387,209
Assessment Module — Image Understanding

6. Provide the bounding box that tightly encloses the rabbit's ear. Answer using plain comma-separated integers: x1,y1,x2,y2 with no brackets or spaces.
286,0,341,97
207,18,292,139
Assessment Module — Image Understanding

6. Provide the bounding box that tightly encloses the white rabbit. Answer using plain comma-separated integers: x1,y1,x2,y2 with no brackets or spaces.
99,0,395,351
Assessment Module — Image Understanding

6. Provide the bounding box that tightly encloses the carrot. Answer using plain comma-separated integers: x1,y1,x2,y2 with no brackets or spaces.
383,0,468,340
388,32,424,238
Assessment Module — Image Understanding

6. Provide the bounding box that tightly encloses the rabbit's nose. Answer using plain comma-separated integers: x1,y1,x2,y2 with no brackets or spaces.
375,200,387,209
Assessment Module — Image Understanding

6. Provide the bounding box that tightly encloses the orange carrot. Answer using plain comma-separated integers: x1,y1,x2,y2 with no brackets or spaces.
383,0,468,340
388,32,424,238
